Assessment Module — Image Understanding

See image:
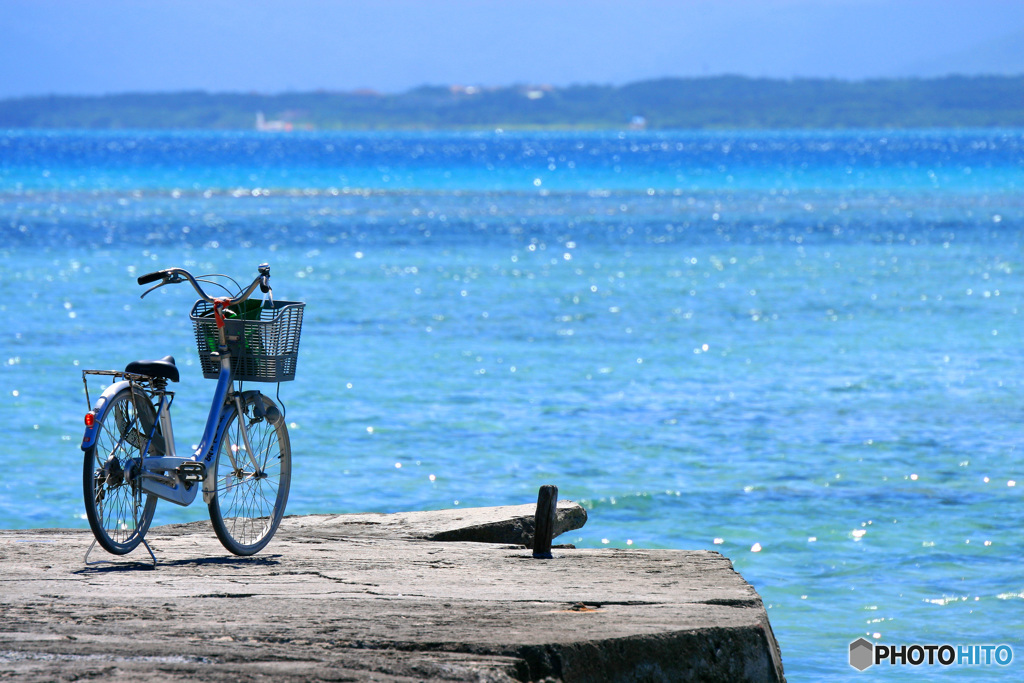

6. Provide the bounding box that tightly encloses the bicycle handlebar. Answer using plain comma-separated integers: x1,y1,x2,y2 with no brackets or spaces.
137,264,271,304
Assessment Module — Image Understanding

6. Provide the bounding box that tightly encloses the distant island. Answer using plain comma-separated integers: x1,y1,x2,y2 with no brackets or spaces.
1,75,1022,130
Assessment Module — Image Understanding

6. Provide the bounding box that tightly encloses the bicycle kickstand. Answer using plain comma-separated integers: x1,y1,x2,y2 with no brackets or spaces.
84,537,158,568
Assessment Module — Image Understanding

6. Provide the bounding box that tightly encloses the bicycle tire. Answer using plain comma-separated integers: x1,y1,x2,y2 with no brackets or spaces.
208,392,291,555
82,387,158,555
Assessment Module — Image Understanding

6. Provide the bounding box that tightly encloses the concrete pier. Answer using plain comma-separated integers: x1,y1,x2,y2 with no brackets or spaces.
0,502,784,681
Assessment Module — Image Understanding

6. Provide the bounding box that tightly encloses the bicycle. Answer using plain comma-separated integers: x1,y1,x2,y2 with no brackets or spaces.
80,263,304,560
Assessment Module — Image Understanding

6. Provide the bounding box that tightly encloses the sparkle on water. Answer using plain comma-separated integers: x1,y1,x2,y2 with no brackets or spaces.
1,129,1021,680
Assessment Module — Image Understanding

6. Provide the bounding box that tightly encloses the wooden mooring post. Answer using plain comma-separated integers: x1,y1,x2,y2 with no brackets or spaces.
532,484,558,559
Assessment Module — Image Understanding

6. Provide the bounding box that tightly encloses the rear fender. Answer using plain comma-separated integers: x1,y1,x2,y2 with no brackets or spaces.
80,381,163,453
81,381,132,451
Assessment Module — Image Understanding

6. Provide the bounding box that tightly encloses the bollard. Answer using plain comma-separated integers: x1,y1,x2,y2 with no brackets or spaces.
532,485,558,559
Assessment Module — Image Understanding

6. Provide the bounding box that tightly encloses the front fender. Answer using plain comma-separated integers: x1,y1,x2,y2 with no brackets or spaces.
80,380,132,451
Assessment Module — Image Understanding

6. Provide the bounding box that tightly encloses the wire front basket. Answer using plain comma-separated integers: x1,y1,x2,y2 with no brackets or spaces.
190,299,305,383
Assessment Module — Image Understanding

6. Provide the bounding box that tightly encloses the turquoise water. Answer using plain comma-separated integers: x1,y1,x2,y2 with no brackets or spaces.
1,129,1022,679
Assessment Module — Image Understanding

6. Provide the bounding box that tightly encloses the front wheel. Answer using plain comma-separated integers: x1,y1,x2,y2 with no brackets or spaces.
208,392,291,555
82,387,158,555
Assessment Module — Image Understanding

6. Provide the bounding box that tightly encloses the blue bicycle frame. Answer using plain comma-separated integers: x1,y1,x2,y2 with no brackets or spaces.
80,350,261,507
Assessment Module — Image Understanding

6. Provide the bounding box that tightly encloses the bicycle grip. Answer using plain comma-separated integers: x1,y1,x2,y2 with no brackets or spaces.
137,270,165,285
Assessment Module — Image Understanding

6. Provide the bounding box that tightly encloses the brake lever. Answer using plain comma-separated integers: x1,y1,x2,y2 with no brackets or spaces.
140,282,166,299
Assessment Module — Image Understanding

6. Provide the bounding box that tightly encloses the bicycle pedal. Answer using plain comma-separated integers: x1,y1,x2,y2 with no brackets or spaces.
176,461,207,484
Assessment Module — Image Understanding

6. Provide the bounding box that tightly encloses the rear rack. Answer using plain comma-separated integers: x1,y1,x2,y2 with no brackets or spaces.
81,369,155,410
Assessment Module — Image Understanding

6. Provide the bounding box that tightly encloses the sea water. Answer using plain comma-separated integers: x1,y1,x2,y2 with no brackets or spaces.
1,129,1021,679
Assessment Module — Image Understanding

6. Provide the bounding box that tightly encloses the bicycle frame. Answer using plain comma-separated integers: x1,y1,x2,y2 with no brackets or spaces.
145,352,240,507
81,332,262,507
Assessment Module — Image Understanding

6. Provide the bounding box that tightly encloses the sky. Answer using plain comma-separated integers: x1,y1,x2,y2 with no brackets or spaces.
2,0,1022,98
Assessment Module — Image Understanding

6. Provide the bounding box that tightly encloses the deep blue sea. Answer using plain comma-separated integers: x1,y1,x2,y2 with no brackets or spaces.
1,129,1022,679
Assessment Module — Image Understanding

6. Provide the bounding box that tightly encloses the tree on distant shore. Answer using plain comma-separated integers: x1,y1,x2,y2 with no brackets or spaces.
1,76,1021,130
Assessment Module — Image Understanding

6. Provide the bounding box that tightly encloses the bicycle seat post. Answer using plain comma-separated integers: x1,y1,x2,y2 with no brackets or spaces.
150,378,178,460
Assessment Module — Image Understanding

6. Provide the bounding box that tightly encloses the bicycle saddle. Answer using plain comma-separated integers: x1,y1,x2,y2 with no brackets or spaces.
125,355,180,383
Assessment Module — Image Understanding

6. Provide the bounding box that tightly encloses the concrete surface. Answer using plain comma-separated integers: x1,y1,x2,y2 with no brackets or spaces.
0,502,784,682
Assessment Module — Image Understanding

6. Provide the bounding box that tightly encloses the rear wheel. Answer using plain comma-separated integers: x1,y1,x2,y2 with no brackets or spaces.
82,388,158,555
208,393,291,555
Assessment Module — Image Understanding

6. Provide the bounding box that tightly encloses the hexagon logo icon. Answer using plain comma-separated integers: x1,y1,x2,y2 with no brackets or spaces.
849,638,874,671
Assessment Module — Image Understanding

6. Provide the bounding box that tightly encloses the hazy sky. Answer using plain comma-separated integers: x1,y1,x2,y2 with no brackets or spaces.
2,0,1022,98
